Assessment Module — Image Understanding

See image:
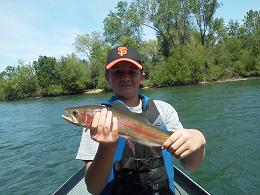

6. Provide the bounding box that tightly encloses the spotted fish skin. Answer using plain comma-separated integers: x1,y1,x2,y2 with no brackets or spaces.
62,105,172,147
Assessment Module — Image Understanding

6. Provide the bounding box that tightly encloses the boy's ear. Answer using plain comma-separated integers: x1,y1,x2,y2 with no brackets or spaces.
105,70,110,82
141,71,145,80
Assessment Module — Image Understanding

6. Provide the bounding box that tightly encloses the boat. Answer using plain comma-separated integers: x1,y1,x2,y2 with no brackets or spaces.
52,165,210,195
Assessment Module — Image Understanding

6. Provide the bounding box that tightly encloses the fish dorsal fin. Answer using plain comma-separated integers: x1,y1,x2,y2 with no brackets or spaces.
109,101,130,112
110,101,148,124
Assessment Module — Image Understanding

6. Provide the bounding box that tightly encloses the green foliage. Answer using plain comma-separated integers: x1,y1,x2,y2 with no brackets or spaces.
57,54,89,94
0,74,7,100
243,10,260,35
227,20,241,37
41,84,64,96
1,65,39,100
189,0,220,46
140,39,161,78
1,1,259,101
103,1,145,47
150,43,205,85
97,72,111,91
139,0,192,56
203,48,223,80
74,32,110,88
33,56,59,89
207,17,227,45
0,54,95,100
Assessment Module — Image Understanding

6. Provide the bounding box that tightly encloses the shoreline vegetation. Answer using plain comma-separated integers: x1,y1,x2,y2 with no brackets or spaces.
0,1,259,101
1,77,258,101
84,77,259,94
1,76,258,101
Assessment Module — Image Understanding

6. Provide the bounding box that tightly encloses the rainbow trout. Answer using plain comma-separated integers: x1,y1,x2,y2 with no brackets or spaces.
62,105,172,147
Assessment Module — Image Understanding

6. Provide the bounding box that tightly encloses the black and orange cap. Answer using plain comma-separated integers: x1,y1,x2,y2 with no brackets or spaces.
106,46,142,70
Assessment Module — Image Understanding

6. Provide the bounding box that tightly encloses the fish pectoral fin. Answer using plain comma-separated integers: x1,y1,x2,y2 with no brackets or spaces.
127,139,136,155
119,135,136,155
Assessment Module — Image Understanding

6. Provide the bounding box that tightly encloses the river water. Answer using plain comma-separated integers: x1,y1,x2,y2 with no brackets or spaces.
0,79,259,195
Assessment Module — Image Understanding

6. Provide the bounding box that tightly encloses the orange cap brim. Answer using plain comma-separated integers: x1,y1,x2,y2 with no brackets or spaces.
106,58,142,70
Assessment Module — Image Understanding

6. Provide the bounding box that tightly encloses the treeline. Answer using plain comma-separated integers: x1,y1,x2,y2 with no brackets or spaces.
0,0,259,100
0,54,110,100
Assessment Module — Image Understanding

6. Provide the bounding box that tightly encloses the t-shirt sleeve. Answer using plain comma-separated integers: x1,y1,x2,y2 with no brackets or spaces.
154,100,183,131
76,128,98,161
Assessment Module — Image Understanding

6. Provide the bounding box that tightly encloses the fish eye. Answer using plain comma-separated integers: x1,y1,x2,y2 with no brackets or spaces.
72,110,79,116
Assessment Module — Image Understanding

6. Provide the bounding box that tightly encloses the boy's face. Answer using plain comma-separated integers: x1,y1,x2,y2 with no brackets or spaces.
106,61,143,99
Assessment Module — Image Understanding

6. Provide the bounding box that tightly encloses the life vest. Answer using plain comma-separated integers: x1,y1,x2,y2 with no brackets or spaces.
100,95,175,195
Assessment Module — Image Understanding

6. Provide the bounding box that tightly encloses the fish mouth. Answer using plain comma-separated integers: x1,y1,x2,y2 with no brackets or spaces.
61,111,81,126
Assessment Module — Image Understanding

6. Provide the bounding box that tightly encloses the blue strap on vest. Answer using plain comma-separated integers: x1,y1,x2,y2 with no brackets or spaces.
100,94,175,194
161,123,175,193
101,96,127,190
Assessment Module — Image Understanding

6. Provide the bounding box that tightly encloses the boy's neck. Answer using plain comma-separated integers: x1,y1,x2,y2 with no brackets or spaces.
117,95,140,107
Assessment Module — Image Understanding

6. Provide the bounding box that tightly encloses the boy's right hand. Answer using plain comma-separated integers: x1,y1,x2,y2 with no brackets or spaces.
90,108,119,145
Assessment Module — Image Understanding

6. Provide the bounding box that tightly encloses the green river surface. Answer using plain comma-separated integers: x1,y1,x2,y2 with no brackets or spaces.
0,79,259,195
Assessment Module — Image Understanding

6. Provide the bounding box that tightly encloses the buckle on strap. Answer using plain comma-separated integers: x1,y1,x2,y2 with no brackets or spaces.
135,159,149,172
114,157,164,172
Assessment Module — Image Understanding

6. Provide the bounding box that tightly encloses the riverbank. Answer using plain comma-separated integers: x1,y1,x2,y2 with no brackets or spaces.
81,77,260,94
142,76,260,90
1,77,259,101
82,89,104,94
198,77,260,85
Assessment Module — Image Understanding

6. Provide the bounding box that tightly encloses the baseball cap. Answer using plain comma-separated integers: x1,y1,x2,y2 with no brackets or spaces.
106,46,142,70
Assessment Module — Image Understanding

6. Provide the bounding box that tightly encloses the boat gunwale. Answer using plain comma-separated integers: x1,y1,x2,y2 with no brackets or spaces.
52,165,211,195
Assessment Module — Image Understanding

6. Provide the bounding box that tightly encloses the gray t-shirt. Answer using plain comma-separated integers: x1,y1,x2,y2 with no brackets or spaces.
76,100,183,161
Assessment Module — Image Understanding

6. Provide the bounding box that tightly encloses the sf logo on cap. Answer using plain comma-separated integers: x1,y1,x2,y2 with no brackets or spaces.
117,46,128,56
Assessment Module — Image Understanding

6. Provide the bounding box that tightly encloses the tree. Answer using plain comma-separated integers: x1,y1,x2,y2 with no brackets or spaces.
33,56,58,88
227,20,241,37
207,17,227,45
240,10,260,76
103,1,145,47
1,66,16,80
243,10,260,35
189,0,220,46
0,73,6,100
139,0,192,56
140,39,161,79
3,65,39,100
57,53,89,93
74,32,110,88
33,56,61,96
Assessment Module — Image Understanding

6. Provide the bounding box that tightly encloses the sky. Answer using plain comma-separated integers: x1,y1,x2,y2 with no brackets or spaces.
0,0,259,72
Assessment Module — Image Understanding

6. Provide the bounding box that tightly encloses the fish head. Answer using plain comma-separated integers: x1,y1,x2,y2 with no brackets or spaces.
61,105,103,127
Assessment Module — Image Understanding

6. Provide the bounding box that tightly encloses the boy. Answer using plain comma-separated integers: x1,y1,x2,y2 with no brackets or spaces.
76,46,206,195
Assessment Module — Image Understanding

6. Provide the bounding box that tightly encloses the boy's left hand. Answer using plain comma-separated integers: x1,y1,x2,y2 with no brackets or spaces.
162,128,206,159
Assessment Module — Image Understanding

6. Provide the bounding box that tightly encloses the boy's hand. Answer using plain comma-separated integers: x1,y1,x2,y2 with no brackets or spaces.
162,128,206,159
89,108,119,145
